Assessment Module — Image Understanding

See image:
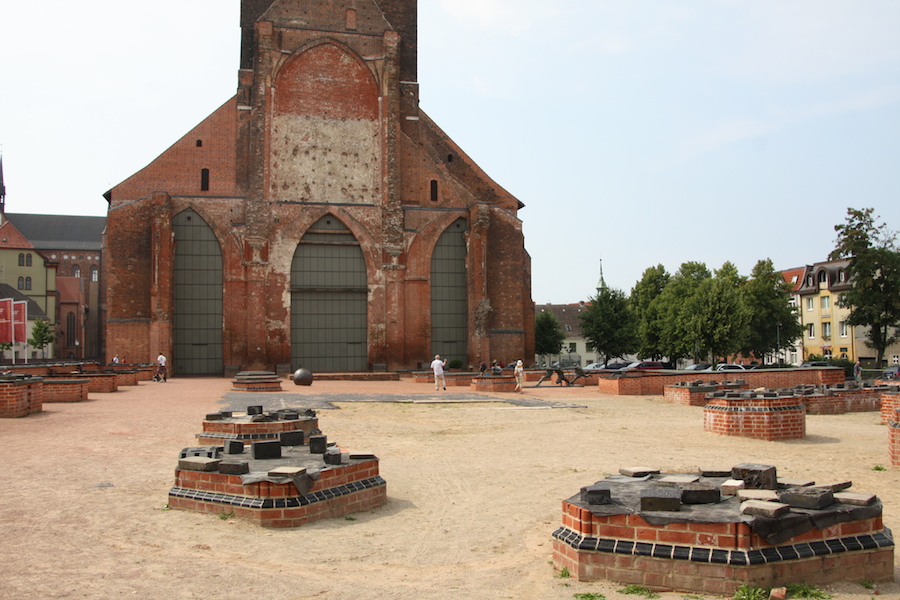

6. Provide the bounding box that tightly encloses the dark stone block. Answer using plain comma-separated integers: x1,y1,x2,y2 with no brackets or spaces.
699,468,731,477
251,440,282,460
247,405,263,415
178,456,220,472
279,430,304,446
580,484,611,505
205,413,224,421
732,463,777,490
220,411,232,418
251,414,273,422
640,486,681,512
309,434,327,454
218,460,249,475
179,446,221,459
681,483,721,504
225,440,245,454
323,448,342,465
778,487,834,510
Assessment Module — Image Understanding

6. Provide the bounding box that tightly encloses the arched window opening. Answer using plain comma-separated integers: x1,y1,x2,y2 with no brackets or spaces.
17,277,24,290
66,312,76,347
200,168,210,191
90,266,99,282
72,265,81,278
24,277,32,290
18,253,24,266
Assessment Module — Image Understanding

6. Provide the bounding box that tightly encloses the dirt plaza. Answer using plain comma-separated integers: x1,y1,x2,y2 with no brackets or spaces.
1,377,897,600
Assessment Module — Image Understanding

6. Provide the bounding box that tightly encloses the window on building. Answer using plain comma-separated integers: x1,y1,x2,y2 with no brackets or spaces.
568,342,577,353
26,253,32,266
893,355,899,365
821,296,830,310
807,323,815,338
17,276,24,290
18,253,24,266
818,270,827,284
90,266,99,282
838,270,846,282
24,277,31,290
430,180,438,202
66,312,76,347
200,168,210,191
196,139,203,147
564,324,572,332
806,297,814,311
823,348,833,359
839,321,848,337
72,265,81,278
822,322,832,339
806,275,813,286
345,8,357,29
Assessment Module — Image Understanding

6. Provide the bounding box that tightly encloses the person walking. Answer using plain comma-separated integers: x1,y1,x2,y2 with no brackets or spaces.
854,360,862,384
431,354,447,391
514,359,525,393
155,352,168,382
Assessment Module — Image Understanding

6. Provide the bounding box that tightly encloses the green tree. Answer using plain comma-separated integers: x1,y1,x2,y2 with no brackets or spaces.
28,319,55,358
630,265,670,360
652,261,711,363
683,262,748,363
534,310,566,358
740,258,804,361
830,208,900,365
579,287,639,365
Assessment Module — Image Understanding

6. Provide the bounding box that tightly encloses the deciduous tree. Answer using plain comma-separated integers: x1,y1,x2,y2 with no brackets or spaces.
830,208,900,365
534,310,566,358
740,259,804,361
578,287,638,366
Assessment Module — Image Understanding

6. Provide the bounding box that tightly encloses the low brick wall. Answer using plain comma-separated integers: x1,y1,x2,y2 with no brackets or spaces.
703,393,806,440
664,384,742,406
41,378,90,403
882,390,900,424
553,470,894,595
600,368,845,396
169,459,386,528
470,375,517,393
0,378,43,418
75,373,118,393
196,415,320,445
112,370,139,387
889,408,900,469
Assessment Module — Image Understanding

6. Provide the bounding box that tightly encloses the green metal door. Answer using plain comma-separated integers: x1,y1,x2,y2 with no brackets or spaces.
173,209,223,375
431,218,468,366
291,216,368,372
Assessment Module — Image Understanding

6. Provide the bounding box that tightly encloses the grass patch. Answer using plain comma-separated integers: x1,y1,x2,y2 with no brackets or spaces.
573,593,606,600
786,582,831,599
732,585,768,600
557,566,571,579
617,585,659,598
219,510,234,520
861,580,873,590
872,465,887,471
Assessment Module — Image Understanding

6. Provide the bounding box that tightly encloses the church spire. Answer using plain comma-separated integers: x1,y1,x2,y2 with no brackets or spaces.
596,256,607,292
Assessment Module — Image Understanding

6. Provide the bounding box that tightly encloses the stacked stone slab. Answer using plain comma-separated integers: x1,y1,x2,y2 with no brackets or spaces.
553,463,894,595
169,407,386,527
231,371,283,392
600,367,846,396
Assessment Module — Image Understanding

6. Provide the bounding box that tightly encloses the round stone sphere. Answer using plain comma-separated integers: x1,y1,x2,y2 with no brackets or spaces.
292,368,314,386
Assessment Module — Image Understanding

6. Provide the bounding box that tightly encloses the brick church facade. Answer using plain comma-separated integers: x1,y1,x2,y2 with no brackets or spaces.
104,0,534,375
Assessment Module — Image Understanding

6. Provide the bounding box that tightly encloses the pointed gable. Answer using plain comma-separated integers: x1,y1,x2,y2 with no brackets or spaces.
0,220,36,250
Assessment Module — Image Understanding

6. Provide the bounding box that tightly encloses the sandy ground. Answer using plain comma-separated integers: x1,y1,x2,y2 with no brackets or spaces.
1,377,898,600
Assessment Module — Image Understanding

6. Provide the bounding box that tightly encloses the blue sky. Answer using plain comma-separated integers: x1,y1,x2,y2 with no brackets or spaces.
2,1,899,303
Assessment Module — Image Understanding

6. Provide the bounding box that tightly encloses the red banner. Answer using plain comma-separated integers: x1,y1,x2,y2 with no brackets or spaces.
0,299,11,344
13,301,27,343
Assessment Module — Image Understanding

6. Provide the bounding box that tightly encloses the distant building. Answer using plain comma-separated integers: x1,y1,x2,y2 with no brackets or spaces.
534,302,609,367
2,213,105,360
0,219,57,359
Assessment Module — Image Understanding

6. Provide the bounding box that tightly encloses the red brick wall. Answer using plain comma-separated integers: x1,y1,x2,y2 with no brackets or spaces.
0,380,43,418
599,368,845,395
882,391,899,424
104,5,533,373
41,379,90,402
703,396,806,440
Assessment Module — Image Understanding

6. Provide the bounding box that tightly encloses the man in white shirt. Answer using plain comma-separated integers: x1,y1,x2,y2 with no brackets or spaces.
430,354,447,391
156,352,168,382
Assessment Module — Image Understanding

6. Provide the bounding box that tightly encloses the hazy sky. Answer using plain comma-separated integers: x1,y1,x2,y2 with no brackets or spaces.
2,1,899,303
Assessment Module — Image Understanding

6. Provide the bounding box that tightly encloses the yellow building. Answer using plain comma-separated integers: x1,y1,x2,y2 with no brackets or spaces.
0,218,57,358
796,259,856,362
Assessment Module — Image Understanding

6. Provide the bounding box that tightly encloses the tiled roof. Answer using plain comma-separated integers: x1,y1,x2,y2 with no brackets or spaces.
0,283,48,320
4,213,105,251
0,220,35,250
535,303,589,337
